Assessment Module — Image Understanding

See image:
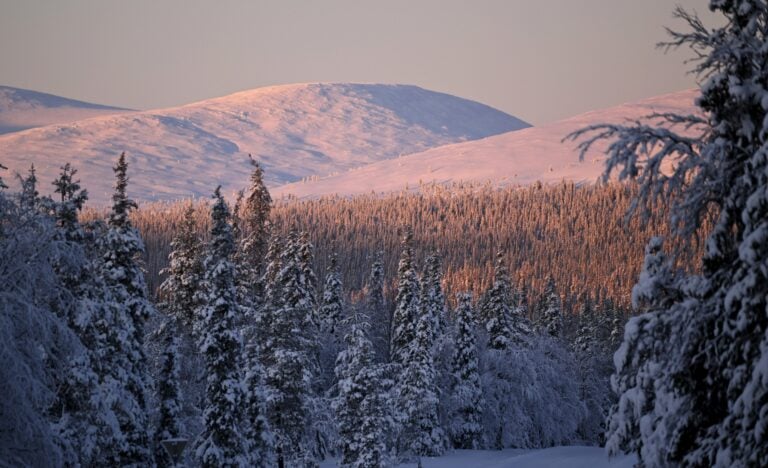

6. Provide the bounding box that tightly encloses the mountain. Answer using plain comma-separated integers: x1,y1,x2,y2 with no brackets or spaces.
0,83,528,204
272,89,698,199
0,86,132,135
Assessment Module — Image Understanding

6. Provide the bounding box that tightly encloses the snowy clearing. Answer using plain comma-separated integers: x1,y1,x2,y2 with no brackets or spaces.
319,446,636,468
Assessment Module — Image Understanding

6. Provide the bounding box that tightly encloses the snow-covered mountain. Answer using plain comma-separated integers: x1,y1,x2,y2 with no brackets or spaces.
0,83,528,204
0,86,132,135
273,89,698,199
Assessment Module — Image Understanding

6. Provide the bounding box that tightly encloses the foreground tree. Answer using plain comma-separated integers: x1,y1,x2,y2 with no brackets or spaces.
447,292,484,449
194,187,247,467
334,313,390,467
99,153,154,464
571,3,768,464
390,227,420,366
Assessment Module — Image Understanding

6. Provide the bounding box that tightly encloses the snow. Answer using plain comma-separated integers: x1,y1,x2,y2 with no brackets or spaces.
0,83,527,204
273,89,698,199
0,85,132,135
318,446,636,468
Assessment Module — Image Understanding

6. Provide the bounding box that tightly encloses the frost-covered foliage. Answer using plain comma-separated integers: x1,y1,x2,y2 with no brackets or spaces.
447,292,484,449
570,3,768,465
365,251,390,362
265,231,321,467
480,336,584,450
153,320,184,468
421,254,447,344
99,152,154,464
334,313,392,468
320,250,344,336
395,287,446,458
538,276,563,339
159,203,204,330
390,227,420,367
194,187,248,467
481,252,515,350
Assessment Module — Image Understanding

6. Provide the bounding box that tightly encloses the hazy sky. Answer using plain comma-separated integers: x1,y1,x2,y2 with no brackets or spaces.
0,0,719,124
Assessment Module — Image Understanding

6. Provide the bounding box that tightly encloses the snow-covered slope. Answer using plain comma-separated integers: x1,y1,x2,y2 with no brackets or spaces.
319,446,636,468
0,86,132,135
273,89,698,199
0,83,528,204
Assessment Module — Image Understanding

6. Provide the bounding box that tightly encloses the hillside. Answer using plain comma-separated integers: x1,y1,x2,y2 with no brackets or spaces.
0,85,132,134
273,89,698,198
0,83,527,204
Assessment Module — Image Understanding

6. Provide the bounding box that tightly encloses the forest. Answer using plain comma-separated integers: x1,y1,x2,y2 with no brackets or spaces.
2,2,768,467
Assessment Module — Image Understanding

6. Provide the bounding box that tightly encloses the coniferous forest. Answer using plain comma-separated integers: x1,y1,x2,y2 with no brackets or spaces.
2,2,768,467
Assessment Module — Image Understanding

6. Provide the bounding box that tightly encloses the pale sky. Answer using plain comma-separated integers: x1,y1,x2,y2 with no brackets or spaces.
0,0,719,124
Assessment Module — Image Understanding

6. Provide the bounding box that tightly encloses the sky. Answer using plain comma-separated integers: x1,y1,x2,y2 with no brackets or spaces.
0,0,720,124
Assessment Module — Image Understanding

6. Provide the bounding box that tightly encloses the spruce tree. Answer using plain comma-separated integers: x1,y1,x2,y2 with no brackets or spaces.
420,253,447,345
447,292,483,449
267,231,319,467
319,250,344,336
99,152,153,465
153,320,184,468
159,203,204,331
538,276,563,339
194,187,247,467
570,3,768,463
396,294,446,458
365,251,389,361
482,252,514,350
390,227,420,366
333,313,390,468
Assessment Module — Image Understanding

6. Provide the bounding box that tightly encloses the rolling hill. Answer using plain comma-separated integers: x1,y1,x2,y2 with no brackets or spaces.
0,83,528,204
0,86,132,135
272,89,698,199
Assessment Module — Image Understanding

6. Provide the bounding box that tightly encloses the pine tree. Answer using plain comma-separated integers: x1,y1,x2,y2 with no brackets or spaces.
538,276,562,339
390,227,420,366
194,187,248,467
570,3,768,463
333,313,390,468
99,152,153,465
447,292,483,449
153,320,184,468
482,252,514,350
18,164,39,212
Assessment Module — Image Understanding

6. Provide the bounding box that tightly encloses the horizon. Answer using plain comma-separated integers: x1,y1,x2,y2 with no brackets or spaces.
0,0,720,125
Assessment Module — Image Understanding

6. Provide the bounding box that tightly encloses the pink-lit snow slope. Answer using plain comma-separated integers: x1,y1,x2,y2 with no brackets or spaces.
273,89,698,199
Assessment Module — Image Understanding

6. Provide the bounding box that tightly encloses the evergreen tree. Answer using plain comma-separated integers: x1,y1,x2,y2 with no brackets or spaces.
538,276,563,339
365,251,389,361
18,164,40,212
159,203,204,331
267,231,319,467
482,252,514,350
447,292,483,449
99,152,153,465
420,253,447,345
153,320,184,468
333,312,390,468
194,187,247,467
571,3,768,463
390,227,420,366
396,296,446,458
319,250,344,336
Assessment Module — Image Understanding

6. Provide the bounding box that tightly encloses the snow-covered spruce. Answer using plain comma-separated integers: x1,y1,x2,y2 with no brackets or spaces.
153,320,184,468
194,187,248,467
537,276,563,339
390,227,420,367
570,3,768,464
447,292,484,449
480,252,515,350
333,312,391,467
98,152,154,465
